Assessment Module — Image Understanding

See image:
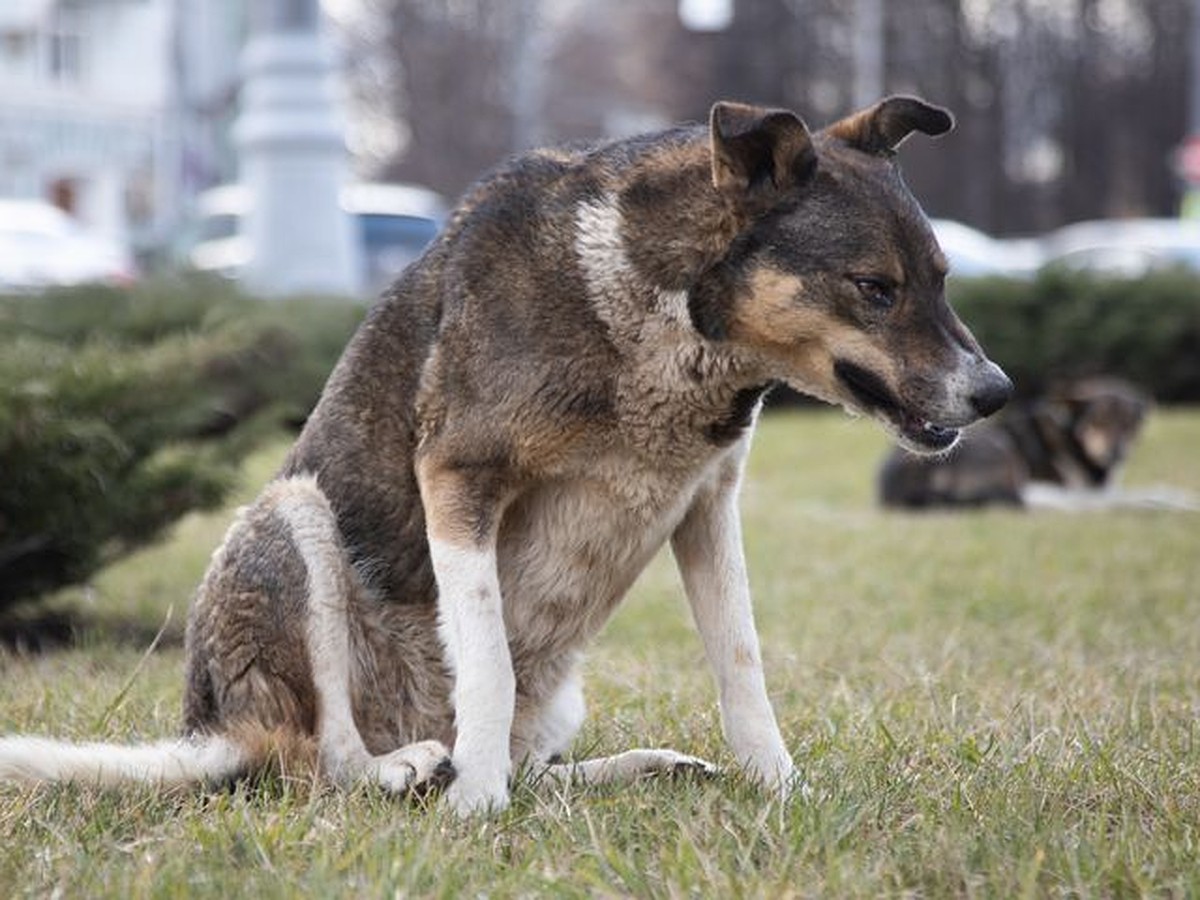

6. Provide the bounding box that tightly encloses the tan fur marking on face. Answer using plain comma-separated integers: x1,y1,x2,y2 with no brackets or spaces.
879,258,906,286
1078,424,1117,465
729,269,894,371
799,331,900,407
725,268,902,403
726,268,818,348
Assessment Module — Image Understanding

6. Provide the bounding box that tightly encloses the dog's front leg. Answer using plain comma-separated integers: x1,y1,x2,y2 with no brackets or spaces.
671,468,797,796
418,460,514,816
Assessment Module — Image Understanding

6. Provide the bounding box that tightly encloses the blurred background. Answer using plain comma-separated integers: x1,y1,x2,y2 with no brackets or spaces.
3,0,1200,285
2,0,1200,619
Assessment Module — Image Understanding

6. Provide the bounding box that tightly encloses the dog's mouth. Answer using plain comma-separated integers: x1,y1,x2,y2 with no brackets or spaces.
833,360,959,452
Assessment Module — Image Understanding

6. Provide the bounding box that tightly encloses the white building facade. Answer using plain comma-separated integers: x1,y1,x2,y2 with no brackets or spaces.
0,0,244,254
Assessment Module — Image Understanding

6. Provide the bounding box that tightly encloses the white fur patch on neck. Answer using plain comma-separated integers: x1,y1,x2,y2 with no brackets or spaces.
575,194,639,338
574,194,691,337
575,194,628,288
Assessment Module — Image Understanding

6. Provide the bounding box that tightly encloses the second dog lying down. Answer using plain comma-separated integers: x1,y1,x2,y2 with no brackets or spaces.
879,377,1197,511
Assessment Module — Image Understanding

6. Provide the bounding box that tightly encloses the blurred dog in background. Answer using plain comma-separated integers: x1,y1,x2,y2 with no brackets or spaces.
879,377,1197,511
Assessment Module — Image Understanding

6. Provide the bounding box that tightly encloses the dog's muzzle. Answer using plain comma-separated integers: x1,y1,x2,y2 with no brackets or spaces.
967,360,1013,419
833,358,1010,453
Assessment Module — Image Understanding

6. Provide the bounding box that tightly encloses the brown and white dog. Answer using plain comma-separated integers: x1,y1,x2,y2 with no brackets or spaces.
0,97,1011,814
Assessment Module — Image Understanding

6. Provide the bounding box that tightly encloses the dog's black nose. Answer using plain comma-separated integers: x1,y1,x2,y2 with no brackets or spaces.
970,366,1013,418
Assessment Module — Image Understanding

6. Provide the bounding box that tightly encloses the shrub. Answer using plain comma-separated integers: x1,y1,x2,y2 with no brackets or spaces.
0,278,365,611
948,268,1200,402
0,275,367,428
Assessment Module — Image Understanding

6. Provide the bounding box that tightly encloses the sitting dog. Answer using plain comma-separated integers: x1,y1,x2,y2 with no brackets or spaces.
0,96,1011,814
879,377,1194,510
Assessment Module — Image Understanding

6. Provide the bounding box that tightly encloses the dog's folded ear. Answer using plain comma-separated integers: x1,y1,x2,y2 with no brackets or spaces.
709,101,817,195
823,96,954,155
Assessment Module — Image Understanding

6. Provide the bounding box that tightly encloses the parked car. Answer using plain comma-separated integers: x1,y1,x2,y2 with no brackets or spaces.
1039,218,1200,276
0,199,135,292
184,182,447,293
928,218,1043,279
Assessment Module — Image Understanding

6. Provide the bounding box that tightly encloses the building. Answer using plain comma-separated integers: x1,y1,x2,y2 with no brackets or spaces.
0,0,244,256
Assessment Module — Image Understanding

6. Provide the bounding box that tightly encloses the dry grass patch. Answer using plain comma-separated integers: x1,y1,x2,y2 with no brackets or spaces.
2,410,1198,897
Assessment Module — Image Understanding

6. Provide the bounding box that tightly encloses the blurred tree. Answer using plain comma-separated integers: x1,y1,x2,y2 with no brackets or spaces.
1057,0,1190,226
367,0,524,194
0,281,365,613
340,0,1191,234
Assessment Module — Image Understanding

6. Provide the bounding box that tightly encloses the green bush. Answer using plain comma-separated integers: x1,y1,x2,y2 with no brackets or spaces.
5,267,1194,610
0,275,367,428
0,277,365,611
948,268,1200,402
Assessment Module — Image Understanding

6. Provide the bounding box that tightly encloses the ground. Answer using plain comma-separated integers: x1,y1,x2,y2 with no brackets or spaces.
1,409,1198,897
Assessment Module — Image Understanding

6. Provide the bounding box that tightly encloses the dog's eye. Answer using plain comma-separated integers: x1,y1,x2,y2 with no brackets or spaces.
852,277,896,309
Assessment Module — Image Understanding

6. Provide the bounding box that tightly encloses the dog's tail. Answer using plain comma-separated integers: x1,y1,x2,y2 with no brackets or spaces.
0,733,247,788
0,725,305,789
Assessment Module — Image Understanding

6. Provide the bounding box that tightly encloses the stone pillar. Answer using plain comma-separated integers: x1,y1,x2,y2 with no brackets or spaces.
234,0,361,297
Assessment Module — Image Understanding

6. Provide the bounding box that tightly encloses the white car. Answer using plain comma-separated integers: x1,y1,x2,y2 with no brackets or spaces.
0,199,135,292
1039,218,1200,276
185,182,447,293
929,218,1043,279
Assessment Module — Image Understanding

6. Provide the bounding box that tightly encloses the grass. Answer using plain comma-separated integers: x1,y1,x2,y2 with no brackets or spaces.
2,408,1200,897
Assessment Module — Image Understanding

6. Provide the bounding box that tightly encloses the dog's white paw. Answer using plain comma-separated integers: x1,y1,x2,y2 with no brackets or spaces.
444,767,510,816
370,739,454,796
744,754,803,800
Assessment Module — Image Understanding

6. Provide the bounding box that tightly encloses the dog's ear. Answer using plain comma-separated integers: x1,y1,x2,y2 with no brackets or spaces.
709,101,817,195
823,96,953,155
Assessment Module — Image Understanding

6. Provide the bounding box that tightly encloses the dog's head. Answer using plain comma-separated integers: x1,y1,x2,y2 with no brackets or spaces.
690,97,1011,453
1047,377,1151,476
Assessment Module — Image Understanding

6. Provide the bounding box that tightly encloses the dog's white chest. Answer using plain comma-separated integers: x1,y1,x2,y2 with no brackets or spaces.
495,460,704,658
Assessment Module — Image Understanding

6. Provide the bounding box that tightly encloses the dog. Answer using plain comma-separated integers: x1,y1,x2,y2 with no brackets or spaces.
879,376,1196,511
0,96,1011,815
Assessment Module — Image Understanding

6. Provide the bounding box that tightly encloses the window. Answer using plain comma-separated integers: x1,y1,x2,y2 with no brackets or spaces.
42,10,84,84
47,30,81,82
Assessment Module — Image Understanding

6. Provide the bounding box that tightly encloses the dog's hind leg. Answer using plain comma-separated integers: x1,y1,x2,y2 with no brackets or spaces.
520,662,587,764
237,477,453,795
542,750,719,787
526,666,718,788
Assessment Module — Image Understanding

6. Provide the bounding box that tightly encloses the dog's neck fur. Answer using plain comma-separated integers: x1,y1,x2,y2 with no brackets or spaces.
603,131,754,293
589,130,791,397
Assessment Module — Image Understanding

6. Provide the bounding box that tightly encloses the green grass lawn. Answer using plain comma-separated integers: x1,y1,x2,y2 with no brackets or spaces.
2,409,1199,898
